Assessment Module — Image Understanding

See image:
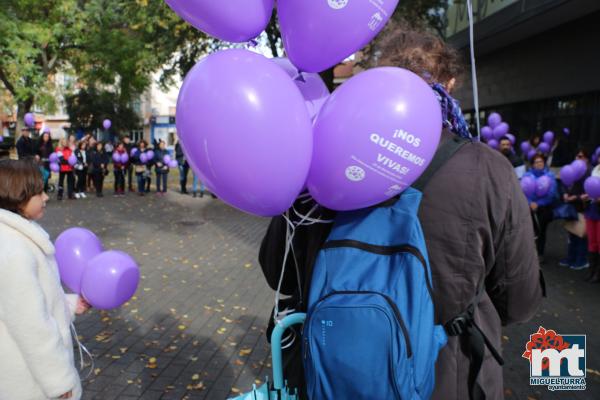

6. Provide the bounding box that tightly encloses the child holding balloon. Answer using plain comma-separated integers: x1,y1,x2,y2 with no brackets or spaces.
0,159,90,400
134,140,149,195
55,138,75,201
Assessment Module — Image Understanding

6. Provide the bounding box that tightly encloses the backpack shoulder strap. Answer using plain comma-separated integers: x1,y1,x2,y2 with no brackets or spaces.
412,135,469,192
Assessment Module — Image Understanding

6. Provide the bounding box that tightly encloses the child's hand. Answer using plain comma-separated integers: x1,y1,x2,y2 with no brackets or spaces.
75,297,91,315
59,390,72,399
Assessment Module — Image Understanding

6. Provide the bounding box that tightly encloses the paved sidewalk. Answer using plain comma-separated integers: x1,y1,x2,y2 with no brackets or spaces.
39,192,599,399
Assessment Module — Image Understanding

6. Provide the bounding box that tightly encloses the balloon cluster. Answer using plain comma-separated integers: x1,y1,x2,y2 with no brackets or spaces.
560,159,588,187
520,175,552,199
112,152,129,164
520,131,554,161
55,228,140,310
480,112,511,150
162,154,179,169
49,152,76,172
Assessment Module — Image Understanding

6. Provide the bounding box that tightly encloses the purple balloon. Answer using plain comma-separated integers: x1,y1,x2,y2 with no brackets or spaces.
308,67,442,211
168,160,179,168
55,228,104,293
80,250,140,310
543,130,554,144
271,58,330,120
584,176,600,199
506,133,516,145
0,136,3,143
492,122,509,140
103,119,111,130
163,154,172,164
278,0,399,73
563,127,570,135
130,147,138,156
520,176,536,198
43,126,51,134
49,153,58,163
68,154,77,166
520,141,532,154
24,112,35,127
593,155,598,166
480,126,493,142
120,153,129,164
487,139,499,149
146,150,154,160
487,112,502,128
537,142,550,154
527,149,537,160
164,0,274,43
571,159,587,180
560,165,576,187
112,152,121,162
535,175,552,197
176,49,312,217
50,162,60,173
139,153,148,164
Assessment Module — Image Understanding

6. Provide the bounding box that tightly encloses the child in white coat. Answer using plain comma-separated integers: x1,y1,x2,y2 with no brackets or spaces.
0,159,90,400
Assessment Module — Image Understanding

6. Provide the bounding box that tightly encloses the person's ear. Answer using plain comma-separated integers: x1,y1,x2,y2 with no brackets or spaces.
446,77,456,93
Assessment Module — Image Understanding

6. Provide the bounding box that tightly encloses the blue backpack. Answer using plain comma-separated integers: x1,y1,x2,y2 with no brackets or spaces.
302,138,467,399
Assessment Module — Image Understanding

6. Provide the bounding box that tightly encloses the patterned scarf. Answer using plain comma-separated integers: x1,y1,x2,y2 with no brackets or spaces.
431,83,472,139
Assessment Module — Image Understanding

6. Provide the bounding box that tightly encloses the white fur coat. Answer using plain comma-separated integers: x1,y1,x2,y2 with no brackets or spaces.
0,209,82,400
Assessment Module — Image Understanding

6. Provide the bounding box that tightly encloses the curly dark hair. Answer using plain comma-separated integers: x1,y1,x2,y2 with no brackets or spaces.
367,19,465,88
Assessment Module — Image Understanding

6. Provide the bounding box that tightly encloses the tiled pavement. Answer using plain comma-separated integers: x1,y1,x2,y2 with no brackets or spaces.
40,187,599,399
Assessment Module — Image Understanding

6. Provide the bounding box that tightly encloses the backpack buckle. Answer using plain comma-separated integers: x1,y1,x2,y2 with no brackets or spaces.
445,315,470,336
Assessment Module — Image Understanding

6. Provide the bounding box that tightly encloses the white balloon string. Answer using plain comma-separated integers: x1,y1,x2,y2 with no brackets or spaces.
71,323,95,381
467,0,481,140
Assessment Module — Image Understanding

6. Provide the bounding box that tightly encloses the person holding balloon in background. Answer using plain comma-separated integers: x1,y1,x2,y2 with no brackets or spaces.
112,142,128,196
153,139,170,195
73,141,89,199
0,159,90,400
583,163,600,282
559,148,592,270
55,138,76,201
522,154,558,262
133,140,150,196
89,141,108,197
38,131,55,192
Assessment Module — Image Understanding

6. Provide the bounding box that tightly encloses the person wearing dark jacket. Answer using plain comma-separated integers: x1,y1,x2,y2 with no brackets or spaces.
112,142,128,196
122,136,135,192
175,141,189,194
37,132,54,192
73,141,88,199
499,136,525,178
560,148,591,270
133,140,149,196
153,140,169,195
16,128,37,160
259,25,543,400
89,142,107,197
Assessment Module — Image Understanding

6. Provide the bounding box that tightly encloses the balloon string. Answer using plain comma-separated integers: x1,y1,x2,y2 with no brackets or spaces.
71,322,95,381
467,0,481,140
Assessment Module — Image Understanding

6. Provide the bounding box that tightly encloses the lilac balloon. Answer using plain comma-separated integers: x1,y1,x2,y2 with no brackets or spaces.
520,176,536,199
0,136,3,143
492,122,509,140
120,153,129,163
543,130,554,144
308,67,442,211
55,228,104,293
520,141,532,154
24,112,35,127
278,0,399,73
487,139,499,149
537,142,550,154
146,150,154,160
103,119,111,130
176,49,312,217
80,250,140,310
480,126,493,142
130,147,138,156
535,175,552,197
168,160,179,168
571,159,587,180
527,149,537,160
49,153,58,163
584,176,600,199
139,153,148,164
50,162,60,173
112,152,120,162
506,133,516,145
68,154,77,166
163,154,172,164
563,127,570,135
271,58,330,120
164,0,274,43
487,112,502,128
560,165,576,186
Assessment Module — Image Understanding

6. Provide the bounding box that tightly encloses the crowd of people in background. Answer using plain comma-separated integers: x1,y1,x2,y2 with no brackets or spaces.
14,127,216,200
498,131,600,283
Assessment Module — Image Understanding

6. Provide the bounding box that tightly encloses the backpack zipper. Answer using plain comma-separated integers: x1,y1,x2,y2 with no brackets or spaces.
314,290,413,358
322,239,434,300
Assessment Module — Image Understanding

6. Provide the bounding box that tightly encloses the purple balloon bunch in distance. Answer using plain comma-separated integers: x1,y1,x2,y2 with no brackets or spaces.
54,227,140,310
481,112,509,149
561,158,588,187
520,174,552,199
